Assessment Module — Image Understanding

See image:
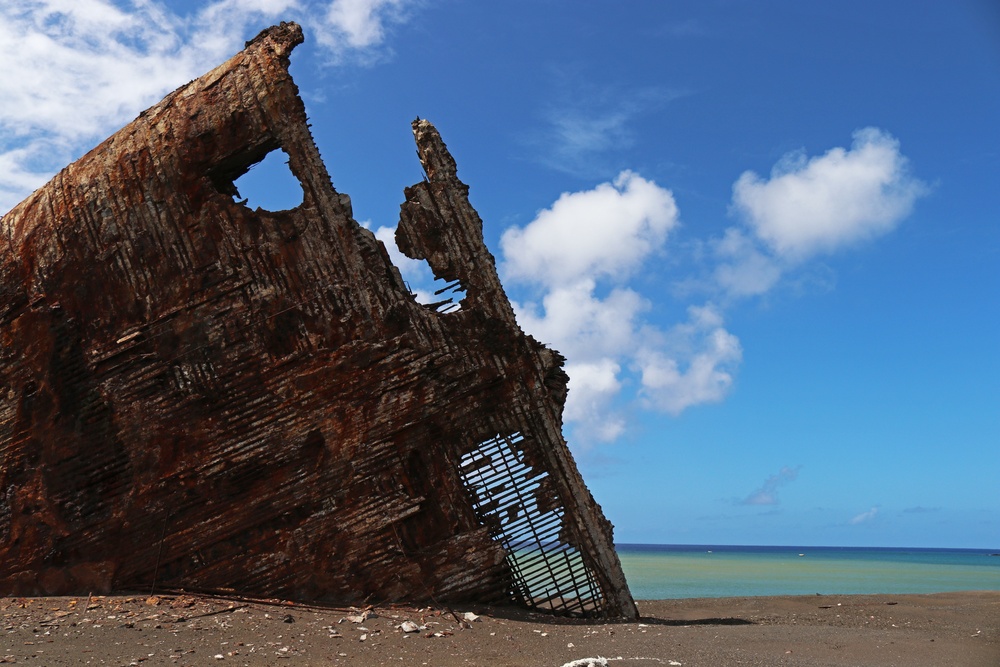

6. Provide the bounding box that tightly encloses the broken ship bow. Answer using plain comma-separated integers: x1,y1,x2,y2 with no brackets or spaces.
0,22,637,620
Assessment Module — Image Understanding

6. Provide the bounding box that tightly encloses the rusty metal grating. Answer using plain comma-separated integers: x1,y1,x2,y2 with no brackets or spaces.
459,433,606,617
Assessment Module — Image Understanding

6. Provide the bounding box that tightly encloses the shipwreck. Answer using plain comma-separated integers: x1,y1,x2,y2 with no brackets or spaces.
0,23,638,619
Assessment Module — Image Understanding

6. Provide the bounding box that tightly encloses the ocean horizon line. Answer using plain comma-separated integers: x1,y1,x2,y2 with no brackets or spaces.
616,543,1000,553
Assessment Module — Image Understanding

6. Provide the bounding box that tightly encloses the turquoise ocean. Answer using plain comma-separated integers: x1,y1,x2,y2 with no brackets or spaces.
616,544,1000,599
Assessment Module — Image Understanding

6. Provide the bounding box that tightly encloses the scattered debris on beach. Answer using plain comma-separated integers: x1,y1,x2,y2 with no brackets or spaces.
3,592,998,666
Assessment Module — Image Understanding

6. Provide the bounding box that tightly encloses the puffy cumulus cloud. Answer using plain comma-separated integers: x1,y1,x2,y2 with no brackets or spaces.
636,304,742,416
731,128,928,261
501,171,679,288
483,133,923,444
0,0,421,213
739,466,801,506
500,173,749,443
698,128,926,302
502,131,925,443
498,172,715,444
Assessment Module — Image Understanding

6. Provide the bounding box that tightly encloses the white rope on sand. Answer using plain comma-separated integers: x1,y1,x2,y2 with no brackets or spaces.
560,658,674,667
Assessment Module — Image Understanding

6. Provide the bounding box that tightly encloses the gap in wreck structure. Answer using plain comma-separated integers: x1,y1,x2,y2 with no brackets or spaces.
424,274,467,313
229,147,304,212
406,264,468,314
459,433,607,617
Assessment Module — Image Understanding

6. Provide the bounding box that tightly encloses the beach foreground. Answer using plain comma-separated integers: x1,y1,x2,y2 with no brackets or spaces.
2,591,997,666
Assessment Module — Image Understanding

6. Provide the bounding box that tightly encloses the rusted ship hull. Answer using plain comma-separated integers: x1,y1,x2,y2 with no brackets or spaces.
0,23,637,619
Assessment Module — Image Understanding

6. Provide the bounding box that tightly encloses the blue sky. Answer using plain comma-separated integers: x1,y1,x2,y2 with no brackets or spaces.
2,1,997,549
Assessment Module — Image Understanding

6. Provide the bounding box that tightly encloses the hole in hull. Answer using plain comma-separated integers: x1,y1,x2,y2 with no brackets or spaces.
230,148,304,212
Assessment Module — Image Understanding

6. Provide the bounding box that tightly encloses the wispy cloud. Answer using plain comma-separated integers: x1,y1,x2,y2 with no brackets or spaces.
0,0,423,214
528,79,686,178
739,466,801,506
542,106,636,175
314,0,421,64
849,506,880,525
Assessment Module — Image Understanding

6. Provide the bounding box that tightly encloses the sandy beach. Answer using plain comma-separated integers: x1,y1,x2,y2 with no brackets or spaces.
2,591,997,666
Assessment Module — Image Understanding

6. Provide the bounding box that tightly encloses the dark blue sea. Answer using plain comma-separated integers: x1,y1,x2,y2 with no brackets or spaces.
616,544,1000,599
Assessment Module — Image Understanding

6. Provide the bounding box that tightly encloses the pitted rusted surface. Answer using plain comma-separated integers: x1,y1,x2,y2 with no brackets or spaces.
0,23,637,619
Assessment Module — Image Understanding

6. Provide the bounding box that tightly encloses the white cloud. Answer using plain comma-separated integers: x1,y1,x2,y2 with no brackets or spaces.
636,304,742,416
514,281,649,362
561,359,626,443
732,128,928,260
512,280,648,444
0,4,928,451
0,0,421,214
740,466,801,506
501,171,678,288
316,0,414,58
697,128,926,302
371,223,447,306
0,1,258,142
500,172,706,442
504,132,924,441
372,224,430,282
0,0,208,211
191,0,301,60
500,173,744,441
849,506,880,525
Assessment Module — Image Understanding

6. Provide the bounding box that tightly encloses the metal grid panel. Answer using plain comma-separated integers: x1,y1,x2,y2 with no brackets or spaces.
459,433,606,617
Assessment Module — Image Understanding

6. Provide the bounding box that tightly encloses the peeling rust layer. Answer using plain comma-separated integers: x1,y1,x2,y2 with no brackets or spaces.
0,23,637,619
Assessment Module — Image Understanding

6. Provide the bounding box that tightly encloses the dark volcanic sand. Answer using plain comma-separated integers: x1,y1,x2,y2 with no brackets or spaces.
2,591,997,666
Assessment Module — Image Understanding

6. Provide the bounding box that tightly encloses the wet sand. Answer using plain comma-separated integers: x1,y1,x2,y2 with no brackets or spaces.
2,590,997,666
